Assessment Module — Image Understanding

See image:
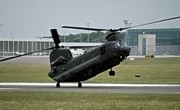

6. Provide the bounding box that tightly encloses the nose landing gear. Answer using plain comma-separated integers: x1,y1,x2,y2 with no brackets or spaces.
109,68,115,76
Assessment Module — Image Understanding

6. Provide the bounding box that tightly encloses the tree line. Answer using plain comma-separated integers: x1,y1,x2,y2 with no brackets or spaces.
60,31,106,43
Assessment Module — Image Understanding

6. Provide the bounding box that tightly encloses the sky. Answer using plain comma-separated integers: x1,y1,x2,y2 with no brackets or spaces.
0,0,180,40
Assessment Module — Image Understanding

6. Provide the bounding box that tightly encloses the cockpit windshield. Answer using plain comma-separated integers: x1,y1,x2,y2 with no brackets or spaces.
118,40,127,47
122,41,127,46
111,41,128,49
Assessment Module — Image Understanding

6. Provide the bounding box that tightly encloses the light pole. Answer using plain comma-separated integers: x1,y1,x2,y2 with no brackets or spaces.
0,24,2,37
87,23,90,42
12,36,14,56
0,24,2,56
123,20,132,45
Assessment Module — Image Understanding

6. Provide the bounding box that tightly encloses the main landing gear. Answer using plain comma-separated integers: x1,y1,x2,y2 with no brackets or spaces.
56,82,60,88
109,68,115,76
56,82,82,88
78,82,82,88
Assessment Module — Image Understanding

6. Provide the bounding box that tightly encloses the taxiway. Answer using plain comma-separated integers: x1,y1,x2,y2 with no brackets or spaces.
0,83,180,94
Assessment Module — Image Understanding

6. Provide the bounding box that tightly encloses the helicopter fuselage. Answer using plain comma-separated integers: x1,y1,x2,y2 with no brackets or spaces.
48,41,130,83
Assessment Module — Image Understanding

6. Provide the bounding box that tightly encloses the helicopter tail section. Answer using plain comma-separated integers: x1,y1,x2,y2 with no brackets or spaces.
48,48,73,78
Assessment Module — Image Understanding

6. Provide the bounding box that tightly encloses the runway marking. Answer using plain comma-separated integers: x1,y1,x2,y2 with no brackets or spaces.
1,82,180,87
1,83,180,89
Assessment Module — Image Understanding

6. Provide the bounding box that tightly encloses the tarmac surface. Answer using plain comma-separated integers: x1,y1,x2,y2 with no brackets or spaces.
0,83,180,94
1,55,180,64
0,56,49,64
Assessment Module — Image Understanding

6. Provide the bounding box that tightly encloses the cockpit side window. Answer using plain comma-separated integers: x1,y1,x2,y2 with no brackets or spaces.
68,50,73,57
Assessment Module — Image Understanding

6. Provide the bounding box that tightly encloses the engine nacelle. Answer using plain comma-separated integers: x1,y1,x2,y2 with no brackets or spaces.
51,56,67,67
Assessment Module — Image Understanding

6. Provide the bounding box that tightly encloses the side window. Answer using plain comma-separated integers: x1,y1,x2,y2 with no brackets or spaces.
100,46,106,55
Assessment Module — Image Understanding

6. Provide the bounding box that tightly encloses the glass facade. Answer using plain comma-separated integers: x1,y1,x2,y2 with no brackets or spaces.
127,28,180,46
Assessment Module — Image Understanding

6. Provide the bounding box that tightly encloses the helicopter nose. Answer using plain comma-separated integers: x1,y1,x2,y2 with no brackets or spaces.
121,47,131,58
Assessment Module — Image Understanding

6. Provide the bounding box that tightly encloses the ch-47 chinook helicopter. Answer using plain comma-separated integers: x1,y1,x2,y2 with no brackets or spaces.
0,16,180,88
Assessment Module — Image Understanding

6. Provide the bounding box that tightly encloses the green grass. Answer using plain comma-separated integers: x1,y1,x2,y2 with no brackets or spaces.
0,64,52,82
0,91,180,110
88,58,180,84
0,58,180,84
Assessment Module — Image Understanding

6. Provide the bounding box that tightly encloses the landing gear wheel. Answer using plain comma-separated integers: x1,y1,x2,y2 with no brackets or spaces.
56,82,60,88
78,82,82,88
109,71,115,76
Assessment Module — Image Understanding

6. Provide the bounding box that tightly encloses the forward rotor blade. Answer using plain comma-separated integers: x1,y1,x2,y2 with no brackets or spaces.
62,16,180,32
62,26,108,31
123,16,180,30
0,47,54,62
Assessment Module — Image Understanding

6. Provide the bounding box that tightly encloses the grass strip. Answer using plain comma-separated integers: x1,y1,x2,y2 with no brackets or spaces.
0,91,180,110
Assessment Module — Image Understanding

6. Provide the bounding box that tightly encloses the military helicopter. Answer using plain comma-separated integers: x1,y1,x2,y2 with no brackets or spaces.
0,16,180,88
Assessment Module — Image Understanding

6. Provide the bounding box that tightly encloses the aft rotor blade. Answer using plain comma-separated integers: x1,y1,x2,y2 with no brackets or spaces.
62,26,108,31
51,29,61,48
123,16,180,30
0,47,54,62
42,36,52,38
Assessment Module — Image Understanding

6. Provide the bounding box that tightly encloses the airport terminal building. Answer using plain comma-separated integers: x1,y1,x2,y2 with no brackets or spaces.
126,28,180,55
0,39,101,56
0,28,180,56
